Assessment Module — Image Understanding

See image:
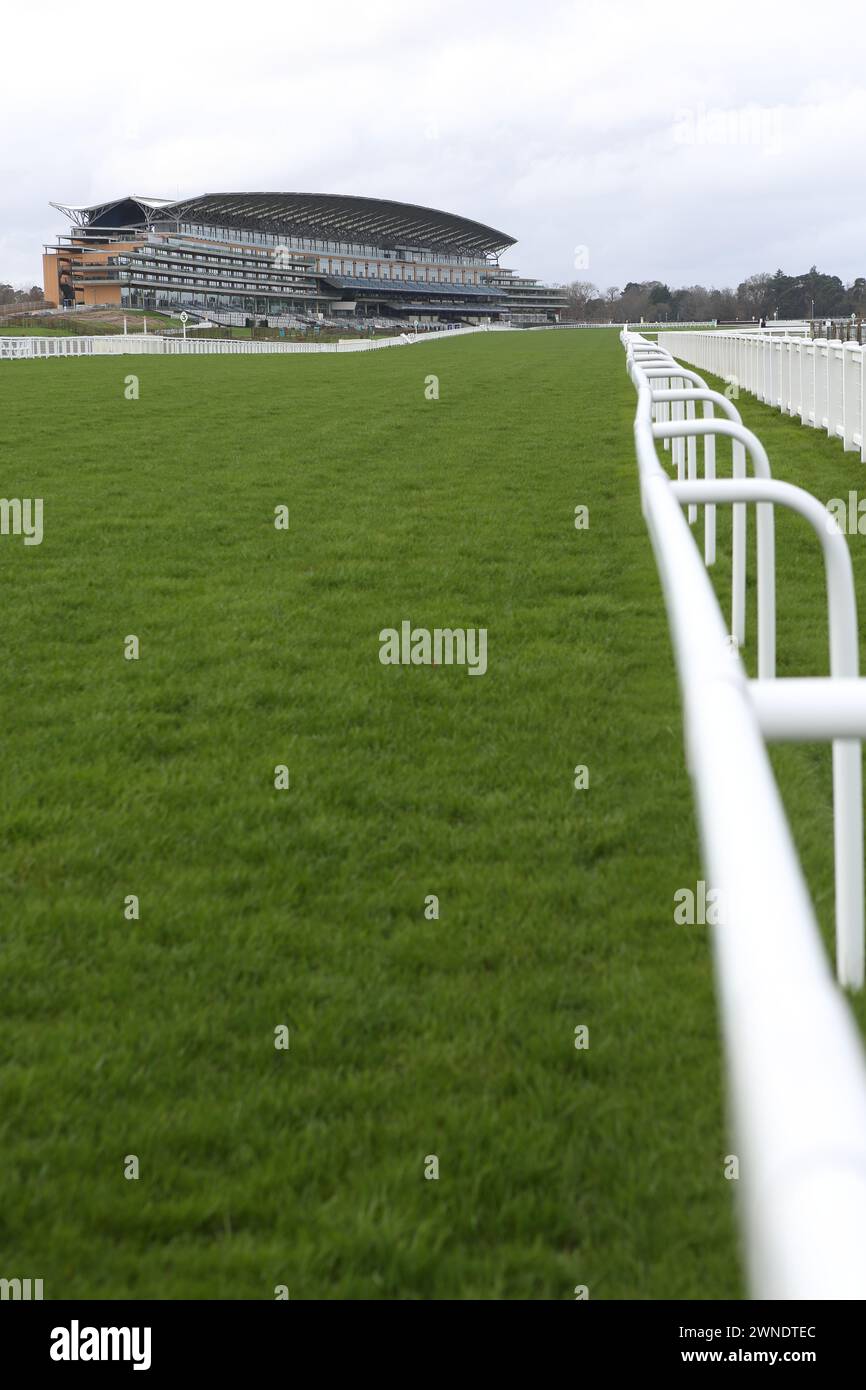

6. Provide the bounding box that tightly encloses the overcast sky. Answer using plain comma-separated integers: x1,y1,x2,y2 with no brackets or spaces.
3,0,866,292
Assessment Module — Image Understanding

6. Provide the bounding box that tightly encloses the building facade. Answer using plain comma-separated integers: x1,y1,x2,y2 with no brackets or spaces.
43,193,565,327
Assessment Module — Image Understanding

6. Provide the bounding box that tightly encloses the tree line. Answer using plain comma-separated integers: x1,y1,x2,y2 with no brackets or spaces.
0,283,44,306
560,268,866,323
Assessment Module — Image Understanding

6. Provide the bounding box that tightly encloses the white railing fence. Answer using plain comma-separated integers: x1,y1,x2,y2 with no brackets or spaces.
726,321,812,337
624,330,866,1299
541,320,718,331
657,330,866,461
0,323,512,362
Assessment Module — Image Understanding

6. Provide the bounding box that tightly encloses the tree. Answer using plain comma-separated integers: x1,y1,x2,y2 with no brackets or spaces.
708,286,738,321
562,280,600,321
736,272,774,320
649,282,672,305
849,278,866,317
0,283,44,307
619,282,653,322
672,285,712,321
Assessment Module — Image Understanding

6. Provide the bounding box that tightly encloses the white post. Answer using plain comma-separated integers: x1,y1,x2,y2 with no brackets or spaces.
757,499,776,679
835,738,865,988
732,439,746,650
687,399,697,523
704,416,716,566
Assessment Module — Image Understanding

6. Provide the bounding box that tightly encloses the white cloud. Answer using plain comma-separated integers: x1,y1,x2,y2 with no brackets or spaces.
3,0,866,289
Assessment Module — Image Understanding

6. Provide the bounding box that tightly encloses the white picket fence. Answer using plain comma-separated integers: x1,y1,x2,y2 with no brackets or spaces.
658,330,866,461
0,323,512,362
624,330,866,1299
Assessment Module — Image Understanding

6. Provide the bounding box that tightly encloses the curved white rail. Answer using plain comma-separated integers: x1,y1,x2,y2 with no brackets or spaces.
624,331,866,1298
634,358,771,666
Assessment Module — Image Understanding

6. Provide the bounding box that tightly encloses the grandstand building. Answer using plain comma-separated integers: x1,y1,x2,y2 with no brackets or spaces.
43,193,565,328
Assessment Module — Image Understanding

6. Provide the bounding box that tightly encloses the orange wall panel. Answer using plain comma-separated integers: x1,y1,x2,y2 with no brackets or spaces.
42,252,60,307
81,283,121,306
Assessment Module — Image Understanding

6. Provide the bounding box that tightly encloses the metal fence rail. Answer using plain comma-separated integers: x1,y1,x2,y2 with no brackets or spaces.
657,330,866,460
624,330,866,1299
0,323,511,362
535,320,718,331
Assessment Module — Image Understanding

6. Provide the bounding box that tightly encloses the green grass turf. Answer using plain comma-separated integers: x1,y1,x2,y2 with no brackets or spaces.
0,328,769,1300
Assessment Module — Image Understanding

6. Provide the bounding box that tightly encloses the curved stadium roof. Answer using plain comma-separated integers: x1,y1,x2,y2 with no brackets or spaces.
51,192,516,257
